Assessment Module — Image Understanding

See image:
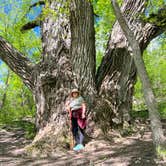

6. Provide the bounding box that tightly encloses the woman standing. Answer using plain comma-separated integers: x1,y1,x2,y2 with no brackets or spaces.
65,89,86,151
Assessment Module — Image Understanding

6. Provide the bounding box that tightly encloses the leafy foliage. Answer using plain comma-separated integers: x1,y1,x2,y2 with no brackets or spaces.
93,0,115,68
133,35,166,117
146,0,165,15
0,0,42,63
0,0,40,125
0,63,35,123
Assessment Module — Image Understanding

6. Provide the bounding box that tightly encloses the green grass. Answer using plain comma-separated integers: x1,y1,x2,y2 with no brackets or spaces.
0,119,36,140
0,107,36,140
132,101,166,119
130,110,149,120
158,101,166,119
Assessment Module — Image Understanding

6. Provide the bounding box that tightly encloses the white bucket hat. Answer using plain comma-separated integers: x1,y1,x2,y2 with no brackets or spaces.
71,88,80,96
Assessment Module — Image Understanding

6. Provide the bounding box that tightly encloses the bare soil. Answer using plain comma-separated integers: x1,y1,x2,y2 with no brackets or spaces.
0,122,166,166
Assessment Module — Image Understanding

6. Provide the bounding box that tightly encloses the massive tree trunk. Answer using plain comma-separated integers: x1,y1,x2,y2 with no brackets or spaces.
96,0,166,126
30,0,96,150
33,0,72,130
0,1,69,151
29,0,75,151
0,0,165,154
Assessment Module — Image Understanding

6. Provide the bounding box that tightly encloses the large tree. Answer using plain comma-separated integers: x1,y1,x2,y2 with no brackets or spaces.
0,0,165,152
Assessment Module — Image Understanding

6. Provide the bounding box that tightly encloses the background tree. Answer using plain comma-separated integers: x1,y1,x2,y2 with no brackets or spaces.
0,69,9,110
0,0,165,153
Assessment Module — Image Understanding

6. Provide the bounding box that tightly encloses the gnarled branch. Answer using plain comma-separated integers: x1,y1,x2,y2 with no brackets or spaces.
21,20,40,31
21,0,44,31
0,36,35,90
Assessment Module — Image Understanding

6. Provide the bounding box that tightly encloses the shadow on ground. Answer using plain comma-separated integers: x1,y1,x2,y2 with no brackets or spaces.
0,121,166,166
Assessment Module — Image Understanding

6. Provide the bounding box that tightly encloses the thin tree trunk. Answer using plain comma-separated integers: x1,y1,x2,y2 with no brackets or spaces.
0,70,10,109
111,0,165,148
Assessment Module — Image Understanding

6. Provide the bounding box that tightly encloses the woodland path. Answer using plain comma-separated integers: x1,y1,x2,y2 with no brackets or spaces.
0,121,166,166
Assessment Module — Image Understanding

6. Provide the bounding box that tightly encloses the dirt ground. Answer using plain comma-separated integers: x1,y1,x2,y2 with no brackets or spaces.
0,122,166,166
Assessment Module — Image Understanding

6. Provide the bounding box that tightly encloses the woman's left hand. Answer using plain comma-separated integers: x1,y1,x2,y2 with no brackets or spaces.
82,103,86,119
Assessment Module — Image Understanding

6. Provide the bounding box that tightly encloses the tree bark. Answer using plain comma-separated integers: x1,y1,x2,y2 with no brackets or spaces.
33,0,73,130
0,37,34,90
96,0,166,125
70,0,97,108
0,0,74,151
111,0,165,149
